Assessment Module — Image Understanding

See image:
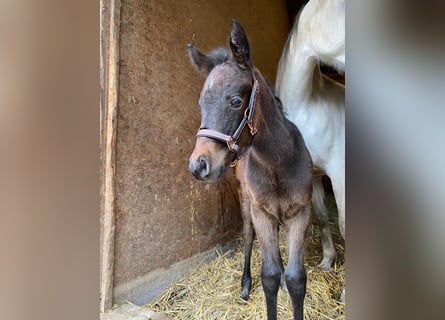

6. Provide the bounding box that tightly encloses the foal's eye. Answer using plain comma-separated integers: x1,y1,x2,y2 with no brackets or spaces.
230,96,243,108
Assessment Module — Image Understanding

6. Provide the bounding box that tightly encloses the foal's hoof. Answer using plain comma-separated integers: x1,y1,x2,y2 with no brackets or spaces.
240,279,251,301
240,288,250,301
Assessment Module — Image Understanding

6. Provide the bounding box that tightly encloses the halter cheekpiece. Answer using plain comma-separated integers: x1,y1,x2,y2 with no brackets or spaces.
196,70,259,166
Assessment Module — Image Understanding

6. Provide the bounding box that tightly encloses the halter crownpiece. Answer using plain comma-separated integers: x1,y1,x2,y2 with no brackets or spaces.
196,71,259,163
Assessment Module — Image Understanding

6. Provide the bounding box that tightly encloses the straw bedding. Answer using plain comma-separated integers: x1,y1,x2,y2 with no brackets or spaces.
146,193,345,319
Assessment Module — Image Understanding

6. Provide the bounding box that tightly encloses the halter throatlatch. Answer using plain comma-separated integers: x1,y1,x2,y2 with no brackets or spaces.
196,71,259,166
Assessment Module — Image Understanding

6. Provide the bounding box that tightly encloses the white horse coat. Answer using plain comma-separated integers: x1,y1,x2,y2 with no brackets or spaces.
276,0,345,270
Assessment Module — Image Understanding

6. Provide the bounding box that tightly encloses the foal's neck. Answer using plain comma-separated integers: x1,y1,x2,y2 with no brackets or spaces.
248,76,293,161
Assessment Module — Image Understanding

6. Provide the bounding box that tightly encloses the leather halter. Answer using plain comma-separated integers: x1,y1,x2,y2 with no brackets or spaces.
196,70,259,165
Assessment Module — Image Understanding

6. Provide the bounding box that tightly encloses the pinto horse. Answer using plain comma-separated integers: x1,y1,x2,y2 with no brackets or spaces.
276,0,345,273
188,20,313,320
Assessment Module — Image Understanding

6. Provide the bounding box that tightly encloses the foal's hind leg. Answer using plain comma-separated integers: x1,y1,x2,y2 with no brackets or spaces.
284,204,311,320
312,176,336,270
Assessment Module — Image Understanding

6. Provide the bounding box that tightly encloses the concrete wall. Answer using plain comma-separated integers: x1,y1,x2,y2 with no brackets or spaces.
107,0,290,306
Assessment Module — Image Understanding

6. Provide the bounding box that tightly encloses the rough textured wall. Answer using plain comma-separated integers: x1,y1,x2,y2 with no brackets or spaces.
113,0,289,296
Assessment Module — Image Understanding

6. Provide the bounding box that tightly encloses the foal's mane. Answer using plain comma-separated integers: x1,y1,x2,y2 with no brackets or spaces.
206,47,231,66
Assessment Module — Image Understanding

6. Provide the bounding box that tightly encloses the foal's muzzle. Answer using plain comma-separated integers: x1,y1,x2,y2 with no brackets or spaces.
189,136,229,182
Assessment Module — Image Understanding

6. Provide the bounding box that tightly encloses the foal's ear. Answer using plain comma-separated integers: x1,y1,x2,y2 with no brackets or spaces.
187,44,216,78
229,19,252,69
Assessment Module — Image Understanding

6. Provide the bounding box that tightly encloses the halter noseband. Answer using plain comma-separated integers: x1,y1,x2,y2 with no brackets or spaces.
196,71,259,166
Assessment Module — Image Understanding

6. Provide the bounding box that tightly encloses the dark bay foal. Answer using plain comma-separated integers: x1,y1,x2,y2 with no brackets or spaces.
187,20,313,320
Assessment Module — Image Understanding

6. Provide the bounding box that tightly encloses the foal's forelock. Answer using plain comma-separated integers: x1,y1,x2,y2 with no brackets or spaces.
201,64,251,106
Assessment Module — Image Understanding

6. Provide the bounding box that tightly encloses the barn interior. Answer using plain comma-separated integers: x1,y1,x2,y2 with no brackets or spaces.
100,0,343,317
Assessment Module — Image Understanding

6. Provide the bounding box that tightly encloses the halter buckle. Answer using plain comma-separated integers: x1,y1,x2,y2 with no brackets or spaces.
248,121,257,136
226,136,237,152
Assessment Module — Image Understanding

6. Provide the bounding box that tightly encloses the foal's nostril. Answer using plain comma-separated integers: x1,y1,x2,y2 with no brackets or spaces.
197,156,210,177
189,155,210,179
198,157,206,171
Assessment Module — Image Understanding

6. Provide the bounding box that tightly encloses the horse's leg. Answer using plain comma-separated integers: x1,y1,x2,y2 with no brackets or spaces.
238,183,254,300
251,208,281,320
284,204,311,320
329,167,345,239
328,166,345,302
312,176,336,270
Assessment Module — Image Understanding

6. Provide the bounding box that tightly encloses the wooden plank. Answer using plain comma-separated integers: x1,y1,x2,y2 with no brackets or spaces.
100,0,121,312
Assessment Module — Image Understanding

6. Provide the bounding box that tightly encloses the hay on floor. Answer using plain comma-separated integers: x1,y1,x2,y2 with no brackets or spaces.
146,194,344,319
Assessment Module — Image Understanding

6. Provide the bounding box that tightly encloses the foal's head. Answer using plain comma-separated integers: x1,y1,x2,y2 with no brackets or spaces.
188,20,258,182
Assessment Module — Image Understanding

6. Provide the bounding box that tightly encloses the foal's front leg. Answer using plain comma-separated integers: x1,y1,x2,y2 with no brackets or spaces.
236,162,255,300
251,207,281,320
238,184,254,300
284,204,311,320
